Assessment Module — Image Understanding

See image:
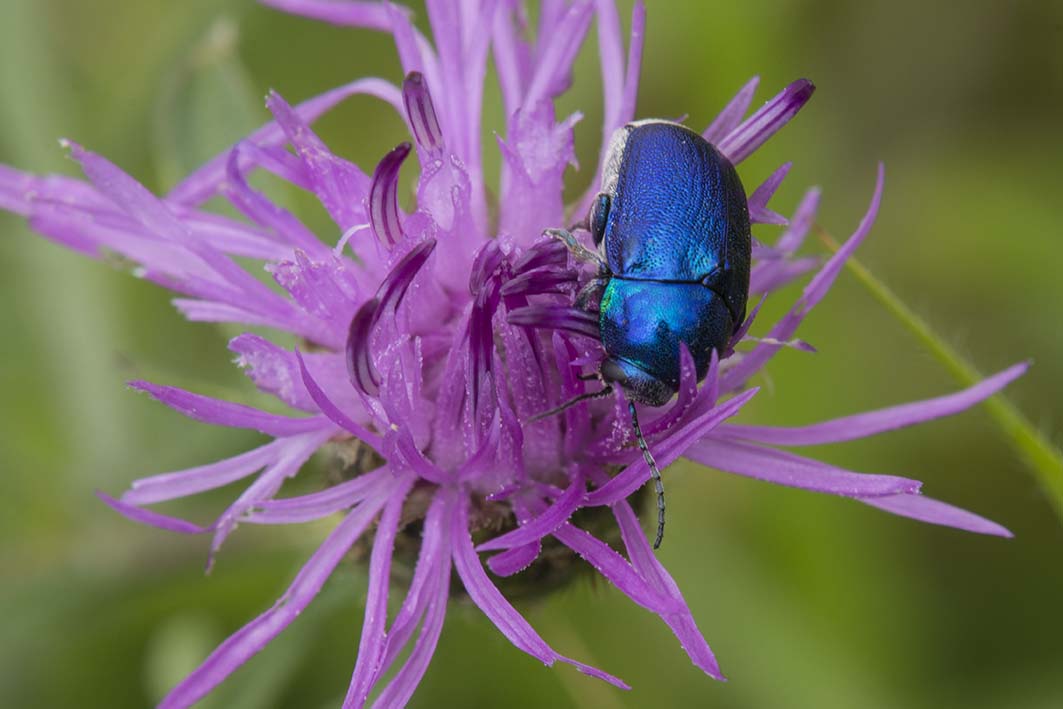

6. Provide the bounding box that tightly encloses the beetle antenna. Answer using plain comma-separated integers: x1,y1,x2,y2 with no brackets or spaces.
529,384,613,422
629,401,666,549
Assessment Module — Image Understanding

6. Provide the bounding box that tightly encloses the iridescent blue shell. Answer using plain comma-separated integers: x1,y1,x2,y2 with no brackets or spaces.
593,120,751,405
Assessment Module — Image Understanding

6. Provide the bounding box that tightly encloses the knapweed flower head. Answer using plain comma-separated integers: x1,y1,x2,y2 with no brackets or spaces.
1,1,1025,706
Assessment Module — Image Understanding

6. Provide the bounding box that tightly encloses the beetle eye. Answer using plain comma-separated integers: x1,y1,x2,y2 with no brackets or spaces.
589,193,610,247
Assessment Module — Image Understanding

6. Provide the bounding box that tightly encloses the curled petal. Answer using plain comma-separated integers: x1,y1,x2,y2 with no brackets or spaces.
368,143,411,246
500,267,578,296
347,298,381,396
402,72,444,154
346,239,438,396
513,237,570,273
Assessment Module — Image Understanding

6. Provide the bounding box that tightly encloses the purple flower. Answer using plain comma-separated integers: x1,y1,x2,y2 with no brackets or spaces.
0,1,1024,707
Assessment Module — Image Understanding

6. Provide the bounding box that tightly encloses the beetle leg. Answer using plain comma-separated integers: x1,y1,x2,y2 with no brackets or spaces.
575,276,608,310
544,227,605,268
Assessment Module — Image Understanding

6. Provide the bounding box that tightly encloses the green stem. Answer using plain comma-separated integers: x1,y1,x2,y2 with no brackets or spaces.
816,227,1063,520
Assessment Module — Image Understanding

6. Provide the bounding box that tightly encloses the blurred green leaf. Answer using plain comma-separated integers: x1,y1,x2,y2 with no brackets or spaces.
153,16,262,190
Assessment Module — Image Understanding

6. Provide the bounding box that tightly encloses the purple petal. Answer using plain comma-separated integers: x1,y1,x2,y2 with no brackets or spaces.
722,164,884,392
776,187,821,254
747,162,791,225
158,485,394,709
859,493,1012,537
295,349,382,449
499,267,577,297
170,77,403,206
265,91,372,230
720,363,1028,447
260,0,400,30
62,146,301,327
643,344,701,437
98,491,208,534
450,492,628,688
477,471,586,551
129,380,329,437
686,437,921,496
65,140,186,242
375,489,450,678
123,438,289,505
208,429,333,564
619,2,646,126
229,334,315,412
491,3,531,118
345,477,415,708
524,1,595,106
595,0,625,140
749,256,821,295
222,143,327,256
553,522,677,613
702,75,760,143
369,528,452,709
507,304,600,340
246,467,391,525
717,79,815,164
486,542,542,577
346,239,438,396
0,164,35,215
607,492,724,679
586,388,759,506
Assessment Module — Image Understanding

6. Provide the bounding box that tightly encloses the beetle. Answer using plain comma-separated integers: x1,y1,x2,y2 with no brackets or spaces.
545,119,751,548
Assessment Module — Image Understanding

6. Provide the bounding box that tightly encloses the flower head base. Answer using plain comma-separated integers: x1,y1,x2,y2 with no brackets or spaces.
0,1,1025,707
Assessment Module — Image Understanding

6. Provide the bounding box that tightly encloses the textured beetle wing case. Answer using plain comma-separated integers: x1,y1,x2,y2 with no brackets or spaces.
603,121,750,311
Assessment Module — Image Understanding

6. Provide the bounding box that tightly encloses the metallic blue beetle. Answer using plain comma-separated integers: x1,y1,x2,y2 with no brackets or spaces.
548,119,751,548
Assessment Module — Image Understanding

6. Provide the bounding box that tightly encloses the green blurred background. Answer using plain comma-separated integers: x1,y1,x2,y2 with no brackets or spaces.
2,1,1062,707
